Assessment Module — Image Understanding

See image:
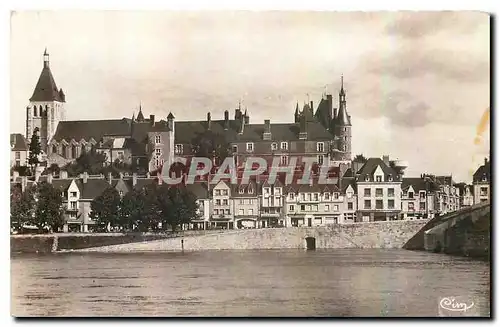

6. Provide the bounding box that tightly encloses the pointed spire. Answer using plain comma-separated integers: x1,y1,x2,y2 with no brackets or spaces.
244,107,248,116
295,102,299,115
44,47,48,55
136,104,145,121
340,74,345,96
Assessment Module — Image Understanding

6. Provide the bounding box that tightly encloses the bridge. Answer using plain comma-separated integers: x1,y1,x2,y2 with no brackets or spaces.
403,201,490,258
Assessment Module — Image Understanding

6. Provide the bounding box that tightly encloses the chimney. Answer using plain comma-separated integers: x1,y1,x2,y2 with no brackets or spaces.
47,173,53,184
132,173,138,186
21,176,28,193
60,170,68,179
150,114,155,126
299,116,307,140
108,172,112,185
263,120,272,140
83,171,88,184
207,112,212,130
382,155,390,166
12,170,19,182
224,110,229,130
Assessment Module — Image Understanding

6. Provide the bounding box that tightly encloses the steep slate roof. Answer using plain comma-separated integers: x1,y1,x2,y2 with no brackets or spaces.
473,161,491,183
76,178,113,200
435,176,454,186
314,96,333,130
186,182,209,199
52,119,132,142
10,133,28,151
29,59,64,102
357,158,399,181
402,177,428,192
231,180,258,197
340,177,357,193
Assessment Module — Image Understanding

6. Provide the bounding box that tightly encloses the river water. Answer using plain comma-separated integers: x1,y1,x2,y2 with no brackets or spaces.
11,249,490,317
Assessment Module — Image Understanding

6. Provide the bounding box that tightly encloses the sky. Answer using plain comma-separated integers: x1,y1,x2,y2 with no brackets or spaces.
10,11,490,183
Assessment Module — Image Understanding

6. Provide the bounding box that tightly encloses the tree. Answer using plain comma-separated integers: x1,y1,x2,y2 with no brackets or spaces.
119,189,147,231
90,187,121,232
29,182,64,233
45,163,60,176
162,185,199,232
353,154,368,163
65,148,107,177
28,127,42,170
191,130,231,166
10,184,35,232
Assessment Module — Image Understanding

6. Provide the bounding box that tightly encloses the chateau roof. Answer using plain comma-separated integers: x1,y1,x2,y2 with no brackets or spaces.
10,133,28,151
357,158,399,182
473,161,490,183
52,119,132,142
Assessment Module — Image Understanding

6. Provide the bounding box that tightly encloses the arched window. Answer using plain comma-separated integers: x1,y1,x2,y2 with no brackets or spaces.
34,106,38,117
52,145,58,154
62,145,67,158
71,145,77,158
39,105,43,116
45,105,49,117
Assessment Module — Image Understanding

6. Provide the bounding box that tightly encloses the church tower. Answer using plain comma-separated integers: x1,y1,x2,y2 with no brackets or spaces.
333,75,352,161
26,49,66,152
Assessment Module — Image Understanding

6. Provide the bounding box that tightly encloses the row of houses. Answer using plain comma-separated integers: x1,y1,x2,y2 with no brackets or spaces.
10,156,491,233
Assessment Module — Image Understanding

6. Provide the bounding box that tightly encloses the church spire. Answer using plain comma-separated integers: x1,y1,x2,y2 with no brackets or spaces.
30,49,62,102
136,104,145,121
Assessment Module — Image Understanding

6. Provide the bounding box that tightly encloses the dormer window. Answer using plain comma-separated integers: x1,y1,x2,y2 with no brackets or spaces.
365,175,370,182
289,193,295,200
271,143,278,151
281,142,288,150
232,145,238,153
174,144,183,154
324,193,330,200
239,186,244,194
376,176,382,182
246,143,254,152
388,175,393,182
482,176,487,182
248,184,254,194
316,142,324,152
155,135,161,144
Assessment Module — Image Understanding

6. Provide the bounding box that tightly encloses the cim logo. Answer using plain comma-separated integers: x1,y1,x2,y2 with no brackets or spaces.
438,296,478,317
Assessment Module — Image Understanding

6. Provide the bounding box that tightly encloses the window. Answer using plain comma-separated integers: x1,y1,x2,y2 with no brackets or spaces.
155,135,161,144
347,202,353,210
280,155,288,165
318,155,324,165
376,188,383,197
313,193,319,201
222,190,228,196
419,191,426,199
334,192,339,199
317,142,324,152
155,148,162,156
216,199,221,205
246,143,254,152
155,159,161,167
70,201,77,209
388,199,395,209
239,209,244,216
388,188,395,197
419,202,426,211
324,193,330,200
271,143,278,151
239,199,244,204
70,192,77,197
214,209,219,215
239,187,244,194
365,175,370,182
376,200,383,209
215,189,221,196
281,142,288,150
480,187,488,196
289,205,295,211
376,175,382,182
312,205,318,212
225,209,230,215
274,187,282,196
174,144,183,154
15,152,20,159
289,193,295,200
223,199,228,205
264,187,270,195
248,184,254,194
408,202,415,211
52,145,58,154
333,205,339,211
364,188,371,197
325,205,330,211
301,193,305,201
34,106,38,116
408,191,414,199
248,209,253,216
300,205,306,211
364,200,371,209
388,175,393,182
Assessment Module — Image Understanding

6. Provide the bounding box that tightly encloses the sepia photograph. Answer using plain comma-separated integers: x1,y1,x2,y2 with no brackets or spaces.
9,9,491,317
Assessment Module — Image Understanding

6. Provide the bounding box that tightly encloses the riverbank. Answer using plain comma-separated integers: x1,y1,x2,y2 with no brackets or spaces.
10,230,227,253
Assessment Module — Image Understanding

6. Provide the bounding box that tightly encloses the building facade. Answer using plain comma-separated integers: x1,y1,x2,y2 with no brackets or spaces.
473,158,490,204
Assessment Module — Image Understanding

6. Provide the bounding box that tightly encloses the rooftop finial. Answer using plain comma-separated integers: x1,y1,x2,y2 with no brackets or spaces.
341,74,344,90
43,48,49,68
44,47,48,55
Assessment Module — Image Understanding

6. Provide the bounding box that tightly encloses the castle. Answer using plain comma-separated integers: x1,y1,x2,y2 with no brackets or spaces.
24,50,353,172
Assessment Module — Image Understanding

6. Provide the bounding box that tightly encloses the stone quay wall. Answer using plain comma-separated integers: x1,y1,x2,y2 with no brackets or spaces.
77,221,428,253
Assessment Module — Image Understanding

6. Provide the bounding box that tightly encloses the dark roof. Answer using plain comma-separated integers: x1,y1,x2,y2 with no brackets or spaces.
402,177,428,192
473,161,490,183
76,179,113,200
30,63,64,102
10,133,28,151
340,177,356,193
167,112,175,119
314,95,333,130
52,179,73,192
435,176,454,186
357,158,399,182
52,119,132,142
335,104,351,126
231,180,258,197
